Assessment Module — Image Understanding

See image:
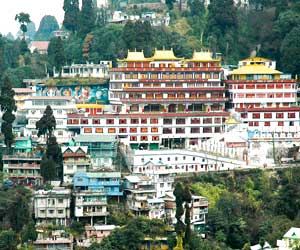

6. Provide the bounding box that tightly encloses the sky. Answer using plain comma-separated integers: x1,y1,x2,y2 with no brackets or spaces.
0,0,65,37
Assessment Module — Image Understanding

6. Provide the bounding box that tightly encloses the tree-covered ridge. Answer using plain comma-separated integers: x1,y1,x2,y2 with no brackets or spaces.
188,168,300,249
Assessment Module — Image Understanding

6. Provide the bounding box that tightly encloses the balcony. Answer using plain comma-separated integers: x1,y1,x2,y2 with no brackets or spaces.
76,200,107,206
4,164,40,169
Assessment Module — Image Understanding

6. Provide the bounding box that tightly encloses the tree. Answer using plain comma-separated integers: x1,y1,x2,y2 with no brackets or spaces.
183,186,192,247
36,105,56,142
0,230,18,250
40,154,56,182
174,182,185,250
63,0,80,33
46,136,63,181
34,15,59,41
79,0,96,37
0,76,16,152
280,26,300,76
22,221,37,243
15,12,31,39
47,37,66,75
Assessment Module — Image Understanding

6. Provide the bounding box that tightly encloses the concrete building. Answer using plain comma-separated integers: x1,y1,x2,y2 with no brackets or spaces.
124,175,156,216
24,96,76,143
29,41,49,54
73,135,117,168
277,227,300,250
34,188,71,226
73,170,122,197
54,61,111,78
62,146,91,183
3,153,42,186
191,195,209,233
33,229,73,250
74,190,108,226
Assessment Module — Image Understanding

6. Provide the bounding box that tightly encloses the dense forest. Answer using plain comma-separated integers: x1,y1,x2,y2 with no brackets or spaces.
1,0,300,87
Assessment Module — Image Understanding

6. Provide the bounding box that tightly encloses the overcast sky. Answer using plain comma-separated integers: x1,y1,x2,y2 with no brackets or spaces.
0,0,64,37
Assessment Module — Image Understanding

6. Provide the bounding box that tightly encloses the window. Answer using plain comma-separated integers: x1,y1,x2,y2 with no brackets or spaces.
191,127,200,133
119,119,127,124
264,113,272,119
141,136,148,141
203,118,212,124
203,127,212,133
176,118,185,124
57,130,63,136
130,136,137,141
130,127,137,133
264,121,270,126
92,119,100,124
95,128,103,133
58,210,64,214
108,128,116,133
81,119,88,124
278,121,284,126
119,128,127,133
84,128,92,133
191,118,200,124
163,128,172,134
131,119,139,124
176,128,185,133
288,113,296,118
163,119,172,125
252,113,260,119
106,119,114,124
152,136,159,141
140,127,147,133
48,209,54,214
150,118,158,124
151,127,158,133
141,118,147,124
276,113,284,118
58,199,64,203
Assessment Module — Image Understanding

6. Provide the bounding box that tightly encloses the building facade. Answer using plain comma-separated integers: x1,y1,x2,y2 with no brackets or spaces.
62,146,91,183
34,188,71,226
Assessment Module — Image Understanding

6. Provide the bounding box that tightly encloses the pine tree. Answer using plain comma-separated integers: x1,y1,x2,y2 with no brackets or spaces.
63,0,80,32
79,0,96,37
0,76,16,153
36,105,56,143
47,37,66,76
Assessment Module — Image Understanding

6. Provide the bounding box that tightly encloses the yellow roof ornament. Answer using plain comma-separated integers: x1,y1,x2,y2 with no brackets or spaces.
150,48,183,61
231,64,282,75
117,49,150,62
186,49,221,62
225,115,238,125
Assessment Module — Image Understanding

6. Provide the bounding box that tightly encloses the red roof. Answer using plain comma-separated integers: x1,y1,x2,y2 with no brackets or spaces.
30,41,50,51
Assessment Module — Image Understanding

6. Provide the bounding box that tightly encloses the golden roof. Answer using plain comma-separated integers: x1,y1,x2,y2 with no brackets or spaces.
118,50,150,62
186,50,221,62
240,56,272,63
151,48,183,61
225,116,238,125
231,64,282,75
76,104,105,109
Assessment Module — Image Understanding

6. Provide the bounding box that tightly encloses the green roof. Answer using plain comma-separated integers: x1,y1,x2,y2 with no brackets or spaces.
75,134,117,143
86,172,121,178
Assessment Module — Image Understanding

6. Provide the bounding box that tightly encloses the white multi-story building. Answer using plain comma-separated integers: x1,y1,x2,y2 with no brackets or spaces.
190,195,209,233
226,57,300,142
54,62,111,78
34,188,71,226
24,96,76,143
277,227,300,250
148,198,165,220
124,148,245,175
74,190,108,226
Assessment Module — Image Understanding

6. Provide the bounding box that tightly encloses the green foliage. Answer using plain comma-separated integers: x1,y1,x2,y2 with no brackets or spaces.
34,15,59,41
96,217,166,250
0,229,18,250
0,76,16,152
63,0,80,33
190,182,225,208
36,105,56,140
79,0,96,37
22,221,37,243
15,12,31,38
47,37,66,74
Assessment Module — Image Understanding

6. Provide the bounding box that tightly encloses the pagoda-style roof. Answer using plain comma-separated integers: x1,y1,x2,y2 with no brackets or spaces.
231,64,282,75
240,56,272,63
150,48,183,61
186,50,221,62
118,50,150,62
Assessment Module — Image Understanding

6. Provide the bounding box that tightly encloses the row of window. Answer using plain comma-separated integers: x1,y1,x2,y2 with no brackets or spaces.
231,83,294,90
252,112,296,119
68,117,224,125
111,82,222,89
249,121,295,126
121,72,220,80
233,93,295,98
